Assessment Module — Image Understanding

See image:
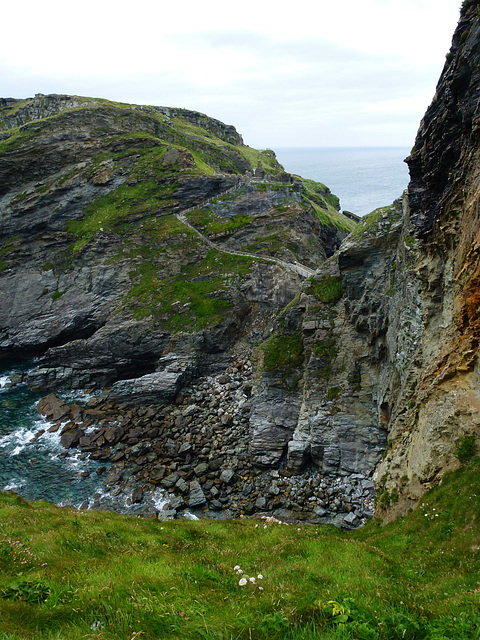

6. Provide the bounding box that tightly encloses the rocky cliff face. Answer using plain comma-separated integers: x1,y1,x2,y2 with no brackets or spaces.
284,0,480,522
2,1,478,526
0,93,364,525
0,94,351,373
373,0,480,519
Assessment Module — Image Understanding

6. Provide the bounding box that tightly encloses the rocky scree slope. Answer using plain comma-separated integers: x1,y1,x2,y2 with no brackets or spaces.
0,94,367,525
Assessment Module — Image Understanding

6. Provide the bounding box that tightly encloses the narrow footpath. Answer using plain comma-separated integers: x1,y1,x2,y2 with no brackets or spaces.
175,194,316,279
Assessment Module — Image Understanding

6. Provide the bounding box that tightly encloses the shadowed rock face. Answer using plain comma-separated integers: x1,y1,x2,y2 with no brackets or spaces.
346,3,480,521
406,4,480,236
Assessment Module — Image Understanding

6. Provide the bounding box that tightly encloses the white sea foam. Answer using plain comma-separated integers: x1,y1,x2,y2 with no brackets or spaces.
39,420,64,450
62,450,89,472
3,479,25,491
183,512,200,521
0,414,60,456
0,426,38,456
0,375,11,389
152,488,169,512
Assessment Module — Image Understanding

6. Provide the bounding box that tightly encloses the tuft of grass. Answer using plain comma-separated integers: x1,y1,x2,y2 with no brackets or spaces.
262,332,304,373
325,386,341,401
308,275,343,304
0,235,22,271
455,434,476,463
51,289,67,302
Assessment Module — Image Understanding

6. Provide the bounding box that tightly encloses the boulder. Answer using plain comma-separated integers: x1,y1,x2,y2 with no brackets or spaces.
60,427,84,448
108,354,196,405
248,385,302,467
37,393,71,422
219,469,235,484
287,440,310,473
194,462,208,477
148,465,166,484
131,487,144,504
343,512,360,528
189,480,206,507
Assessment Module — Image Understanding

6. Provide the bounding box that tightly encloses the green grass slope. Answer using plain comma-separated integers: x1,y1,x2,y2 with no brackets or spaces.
1,458,479,639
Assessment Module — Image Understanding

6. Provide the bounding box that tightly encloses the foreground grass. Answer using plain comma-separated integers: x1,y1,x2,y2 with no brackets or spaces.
1,460,479,639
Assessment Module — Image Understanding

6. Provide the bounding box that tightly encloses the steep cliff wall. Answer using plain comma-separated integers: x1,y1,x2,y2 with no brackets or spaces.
258,1,480,524
374,1,480,519
287,0,480,522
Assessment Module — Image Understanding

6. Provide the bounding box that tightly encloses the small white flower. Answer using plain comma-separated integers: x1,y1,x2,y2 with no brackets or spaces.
239,577,247,586
263,525,267,529
258,586,264,591
90,621,103,631
249,577,256,583
234,565,240,571
236,569,243,574
257,574,263,580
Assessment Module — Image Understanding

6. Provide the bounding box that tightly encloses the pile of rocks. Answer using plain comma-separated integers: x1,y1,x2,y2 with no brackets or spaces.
36,358,376,527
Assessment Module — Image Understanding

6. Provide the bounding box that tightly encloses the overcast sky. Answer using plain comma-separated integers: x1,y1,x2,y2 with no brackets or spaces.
2,0,461,148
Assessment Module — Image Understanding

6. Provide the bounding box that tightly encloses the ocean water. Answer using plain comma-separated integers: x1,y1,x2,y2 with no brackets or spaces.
0,362,168,513
275,147,411,218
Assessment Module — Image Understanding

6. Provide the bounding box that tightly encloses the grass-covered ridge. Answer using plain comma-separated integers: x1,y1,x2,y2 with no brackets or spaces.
0,457,479,639
300,178,357,233
0,94,355,236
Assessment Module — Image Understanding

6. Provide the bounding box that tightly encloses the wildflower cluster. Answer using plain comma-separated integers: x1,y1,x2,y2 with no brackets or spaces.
421,504,440,521
0,539,47,569
234,565,264,590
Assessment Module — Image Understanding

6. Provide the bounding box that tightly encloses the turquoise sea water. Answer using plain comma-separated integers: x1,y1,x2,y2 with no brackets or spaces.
0,362,106,506
274,147,411,217
0,363,167,513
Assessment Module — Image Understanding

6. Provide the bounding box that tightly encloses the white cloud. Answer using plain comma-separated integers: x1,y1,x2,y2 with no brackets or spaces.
0,0,461,147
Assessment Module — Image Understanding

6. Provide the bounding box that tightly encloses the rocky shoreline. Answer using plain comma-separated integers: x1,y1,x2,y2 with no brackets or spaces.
33,356,376,528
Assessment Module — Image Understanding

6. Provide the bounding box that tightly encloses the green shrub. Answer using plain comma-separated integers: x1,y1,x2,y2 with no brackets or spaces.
308,275,343,304
455,435,476,463
263,332,304,372
325,387,341,401
51,289,67,302
1,580,50,604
